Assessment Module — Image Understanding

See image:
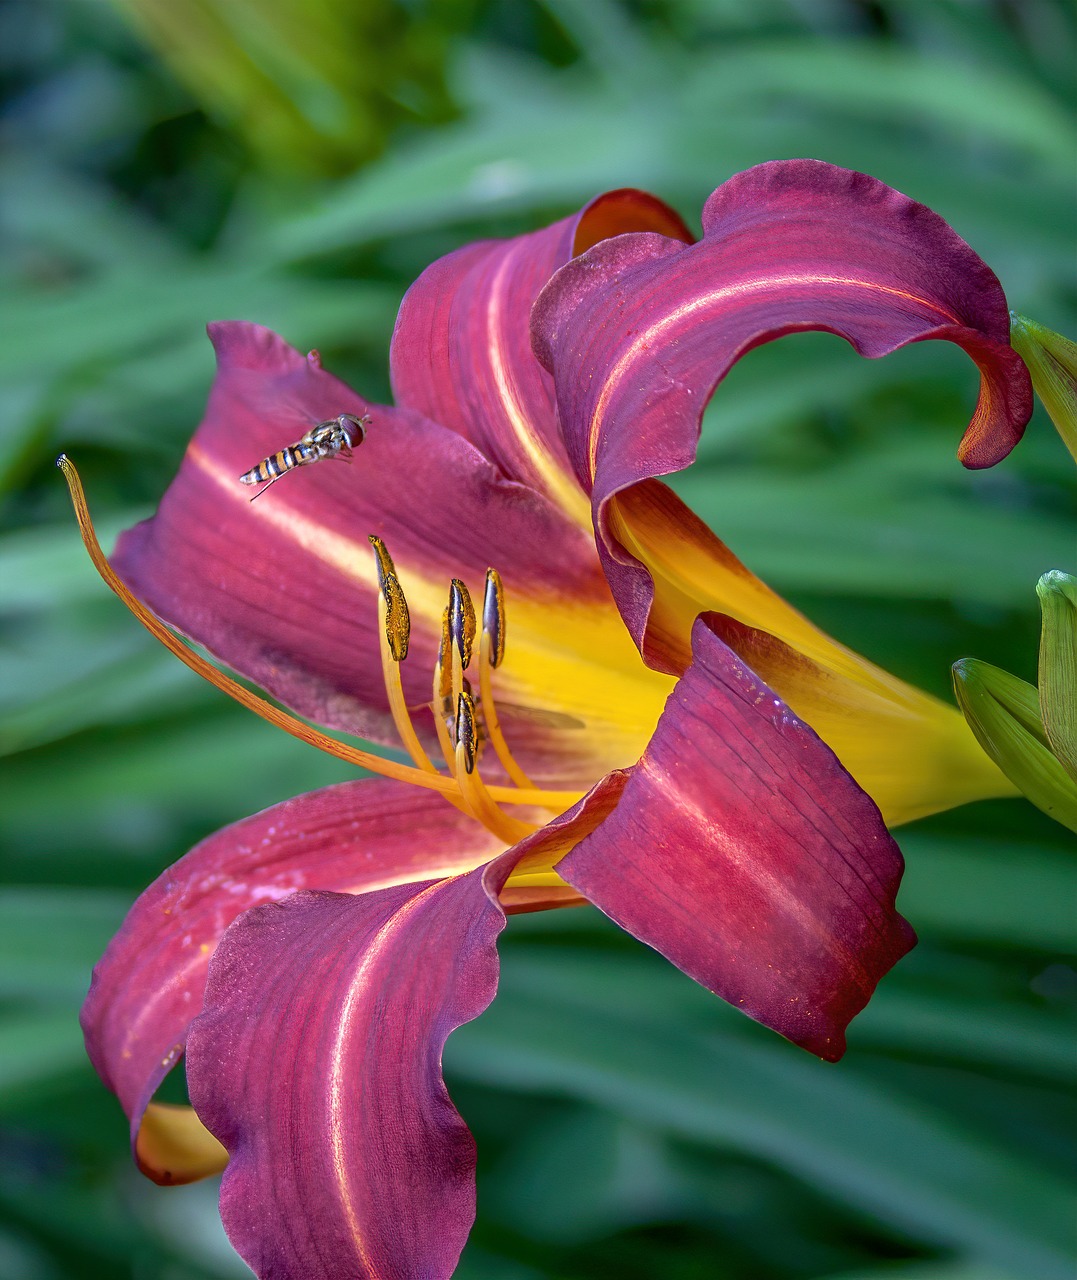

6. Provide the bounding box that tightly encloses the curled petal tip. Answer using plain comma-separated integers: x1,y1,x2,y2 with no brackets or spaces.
543,161,1031,483
136,1103,229,1187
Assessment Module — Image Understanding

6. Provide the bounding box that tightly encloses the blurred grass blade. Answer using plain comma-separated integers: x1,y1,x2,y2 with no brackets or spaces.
0,1010,90,1100
850,986,1077,1082
896,833,1075,950
451,983,1076,1280
108,0,454,175
1010,314,1077,462
0,890,127,1003
952,659,1077,833
1037,571,1077,779
817,1264,1023,1280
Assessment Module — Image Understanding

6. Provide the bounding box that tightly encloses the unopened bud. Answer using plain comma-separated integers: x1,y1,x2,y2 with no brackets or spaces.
953,658,1077,834
1037,571,1077,782
1010,313,1077,463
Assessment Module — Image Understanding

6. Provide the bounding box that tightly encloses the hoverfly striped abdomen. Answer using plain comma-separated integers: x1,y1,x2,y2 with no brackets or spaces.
239,413,369,501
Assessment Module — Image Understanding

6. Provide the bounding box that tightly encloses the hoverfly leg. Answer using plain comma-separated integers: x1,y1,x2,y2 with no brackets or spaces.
249,471,287,502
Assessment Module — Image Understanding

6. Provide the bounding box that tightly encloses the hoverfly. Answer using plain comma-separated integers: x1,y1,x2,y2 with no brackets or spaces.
239,413,370,501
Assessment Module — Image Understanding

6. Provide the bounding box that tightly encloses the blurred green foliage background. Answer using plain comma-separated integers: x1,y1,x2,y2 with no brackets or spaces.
1,0,1074,1276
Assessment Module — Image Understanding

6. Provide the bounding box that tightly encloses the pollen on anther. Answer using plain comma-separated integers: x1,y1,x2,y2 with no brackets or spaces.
367,535,396,591
455,690,478,774
382,574,410,662
368,536,410,662
482,568,506,668
449,579,476,668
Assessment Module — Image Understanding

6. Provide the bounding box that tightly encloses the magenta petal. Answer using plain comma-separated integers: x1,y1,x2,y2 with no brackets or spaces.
556,616,916,1060
390,190,691,518
186,854,516,1280
532,161,1033,649
80,780,504,1158
113,321,609,744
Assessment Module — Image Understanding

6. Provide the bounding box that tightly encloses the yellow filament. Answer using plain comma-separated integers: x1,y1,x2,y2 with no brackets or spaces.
479,631,535,789
495,782,583,809
454,743,537,843
377,595,440,775
431,663,458,777
58,455,584,814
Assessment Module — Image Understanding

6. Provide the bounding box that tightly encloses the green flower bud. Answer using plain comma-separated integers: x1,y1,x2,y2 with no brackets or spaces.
952,658,1077,834
1037,571,1077,783
1010,313,1077,463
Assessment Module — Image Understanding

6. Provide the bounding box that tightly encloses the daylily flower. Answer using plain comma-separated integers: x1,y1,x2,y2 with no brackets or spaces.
67,160,1033,1280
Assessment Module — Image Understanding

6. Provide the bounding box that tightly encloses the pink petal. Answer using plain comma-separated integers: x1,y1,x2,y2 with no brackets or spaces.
183,779,628,1277
532,161,1033,650
556,615,916,1061
390,190,691,523
80,779,504,1174
113,322,623,775
186,870,507,1280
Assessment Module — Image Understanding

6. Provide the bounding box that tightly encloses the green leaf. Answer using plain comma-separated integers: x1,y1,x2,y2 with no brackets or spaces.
897,830,1075,950
0,516,151,610
0,890,127,1003
850,986,1077,1082
450,975,1076,1280
0,1010,89,1100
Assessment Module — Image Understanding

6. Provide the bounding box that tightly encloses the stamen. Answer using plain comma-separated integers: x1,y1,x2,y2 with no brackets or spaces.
454,691,536,843
367,538,444,779
368,536,410,662
449,579,476,668
446,581,469,745
59,455,585,817
430,608,458,775
56,455,462,797
454,689,479,775
482,569,506,668
478,568,534,789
